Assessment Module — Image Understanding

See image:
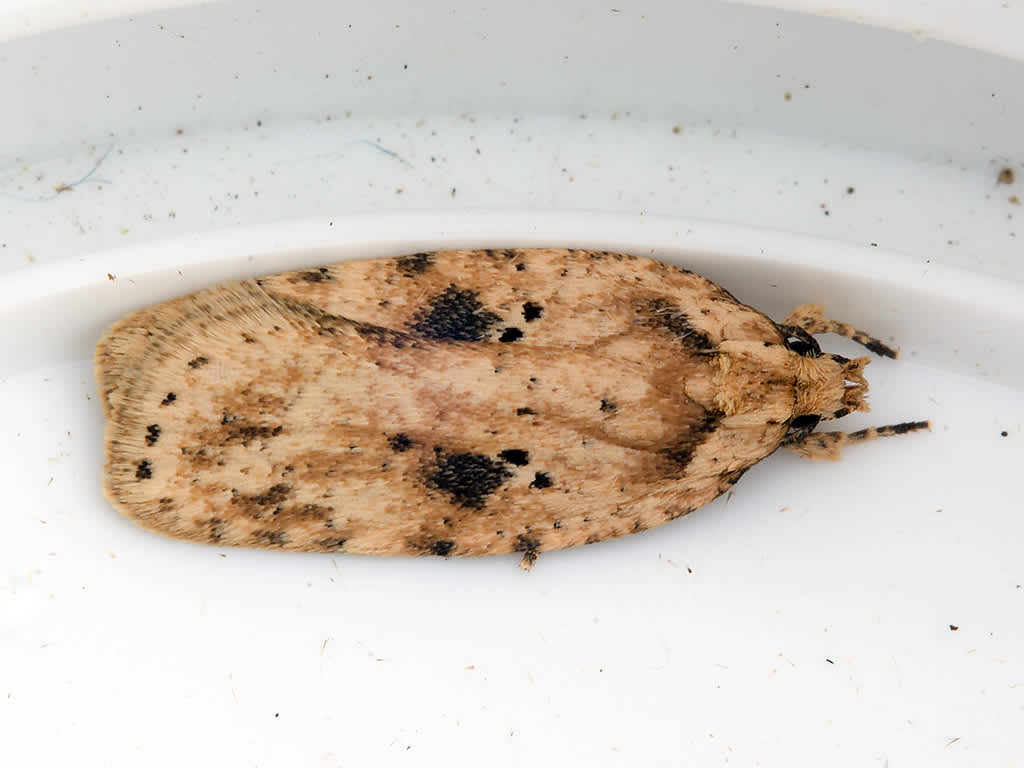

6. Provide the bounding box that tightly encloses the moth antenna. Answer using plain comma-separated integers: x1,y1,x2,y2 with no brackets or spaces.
783,304,899,359
787,420,931,460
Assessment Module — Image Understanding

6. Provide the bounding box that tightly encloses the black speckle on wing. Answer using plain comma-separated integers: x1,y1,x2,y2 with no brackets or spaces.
522,302,544,322
663,410,721,470
427,451,513,508
396,252,435,276
647,299,715,352
409,285,500,342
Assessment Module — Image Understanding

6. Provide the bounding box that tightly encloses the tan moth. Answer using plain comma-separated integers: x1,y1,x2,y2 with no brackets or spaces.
95,249,928,568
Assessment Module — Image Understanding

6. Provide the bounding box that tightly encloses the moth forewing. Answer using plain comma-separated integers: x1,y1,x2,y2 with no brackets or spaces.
96,248,928,567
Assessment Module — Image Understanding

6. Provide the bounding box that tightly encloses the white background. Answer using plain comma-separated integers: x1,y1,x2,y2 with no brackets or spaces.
1,2,1022,766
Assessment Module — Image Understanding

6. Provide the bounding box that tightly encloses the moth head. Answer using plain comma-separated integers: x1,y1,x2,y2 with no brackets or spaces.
779,327,869,423
791,349,870,424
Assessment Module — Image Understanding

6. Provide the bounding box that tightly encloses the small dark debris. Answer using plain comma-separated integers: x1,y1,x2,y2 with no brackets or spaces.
949,624,959,631
1001,430,1009,437
998,167,1015,185
826,658,834,664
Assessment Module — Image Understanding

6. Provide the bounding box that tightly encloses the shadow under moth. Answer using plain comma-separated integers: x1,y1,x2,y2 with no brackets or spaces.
95,248,928,568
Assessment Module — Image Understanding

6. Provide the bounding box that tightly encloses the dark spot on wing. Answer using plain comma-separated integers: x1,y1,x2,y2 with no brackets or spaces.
409,285,500,342
316,537,347,550
160,392,177,406
516,407,536,416
250,529,288,548
135,460,153,480
664,506,694,521
203,517,225,542
427,451,513,509
530,472,552,489
144,424,161,446
498,449,529,466
218,419,284,447
396,252,434,276
599,398,617,413
298,267,331,282
719,467,748,491
389,433,414,452
647,299,715,352
230,484,293,519
245,484,291,506
188,356,210,369
432,540,455,556
663,410,720,469
485,248,517,260
351,321,415,348
522,302,543,321
499,327,524,343
515,534,540,553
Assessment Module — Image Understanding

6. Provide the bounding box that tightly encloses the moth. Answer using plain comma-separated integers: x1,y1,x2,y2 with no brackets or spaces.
96,249,928,568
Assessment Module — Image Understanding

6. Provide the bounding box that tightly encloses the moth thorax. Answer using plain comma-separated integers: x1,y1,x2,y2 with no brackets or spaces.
794,354,870,419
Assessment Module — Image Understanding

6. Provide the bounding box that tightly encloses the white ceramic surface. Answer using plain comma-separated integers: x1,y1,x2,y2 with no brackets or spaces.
2,3,1022,767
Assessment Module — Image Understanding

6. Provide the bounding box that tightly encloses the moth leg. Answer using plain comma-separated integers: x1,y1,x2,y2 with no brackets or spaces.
783,304,898,359
787,420,931,460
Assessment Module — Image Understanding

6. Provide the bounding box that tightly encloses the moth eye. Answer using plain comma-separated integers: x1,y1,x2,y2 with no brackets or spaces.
782,414,822,445
778,325,822,359
790,415,820,431
785,337,815,356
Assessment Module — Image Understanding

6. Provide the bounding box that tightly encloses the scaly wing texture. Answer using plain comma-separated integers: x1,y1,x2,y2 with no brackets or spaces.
96,249,788,557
